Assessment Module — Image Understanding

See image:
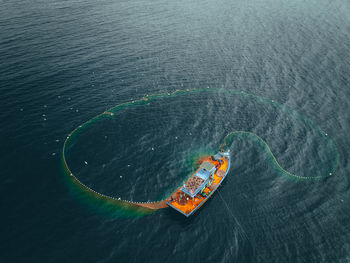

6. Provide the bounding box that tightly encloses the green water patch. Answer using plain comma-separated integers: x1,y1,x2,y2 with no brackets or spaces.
62,88,339,217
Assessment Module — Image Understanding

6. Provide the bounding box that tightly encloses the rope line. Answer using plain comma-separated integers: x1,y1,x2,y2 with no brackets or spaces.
217,189,252,254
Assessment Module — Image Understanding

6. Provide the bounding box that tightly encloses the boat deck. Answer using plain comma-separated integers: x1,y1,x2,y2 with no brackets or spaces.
167,155,230,217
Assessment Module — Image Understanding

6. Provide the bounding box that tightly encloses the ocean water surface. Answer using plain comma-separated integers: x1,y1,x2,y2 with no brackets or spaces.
1,0,350,262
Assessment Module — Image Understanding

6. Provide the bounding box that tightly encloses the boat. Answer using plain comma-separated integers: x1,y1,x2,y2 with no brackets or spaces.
167,150,231,217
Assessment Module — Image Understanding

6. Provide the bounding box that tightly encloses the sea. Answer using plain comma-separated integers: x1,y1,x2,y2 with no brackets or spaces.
1,0,350,262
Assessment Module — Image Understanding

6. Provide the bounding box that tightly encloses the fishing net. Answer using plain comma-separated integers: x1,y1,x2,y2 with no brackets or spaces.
62,88,339,215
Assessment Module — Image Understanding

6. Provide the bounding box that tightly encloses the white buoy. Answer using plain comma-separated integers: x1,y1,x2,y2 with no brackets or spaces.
127,164,131,167
120,176,122,178
84,161,88,165
151,147,154,151
52,153,56,156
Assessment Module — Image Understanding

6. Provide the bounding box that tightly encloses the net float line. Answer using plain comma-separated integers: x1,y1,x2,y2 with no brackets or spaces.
219,131,338,180
62,88,339,212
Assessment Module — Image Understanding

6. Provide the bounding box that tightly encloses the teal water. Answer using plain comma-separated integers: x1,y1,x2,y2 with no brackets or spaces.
1,0,350,262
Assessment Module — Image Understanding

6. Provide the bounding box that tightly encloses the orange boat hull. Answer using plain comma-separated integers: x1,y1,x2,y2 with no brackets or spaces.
167,152,230,217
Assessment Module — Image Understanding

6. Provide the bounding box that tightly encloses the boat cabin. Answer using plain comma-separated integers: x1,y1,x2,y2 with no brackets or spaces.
180,161,216,198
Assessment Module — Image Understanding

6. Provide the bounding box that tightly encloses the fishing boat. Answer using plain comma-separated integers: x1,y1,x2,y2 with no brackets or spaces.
167,150,231,217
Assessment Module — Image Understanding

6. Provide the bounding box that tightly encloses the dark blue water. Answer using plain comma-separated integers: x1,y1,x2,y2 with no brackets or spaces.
1,0,350,262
